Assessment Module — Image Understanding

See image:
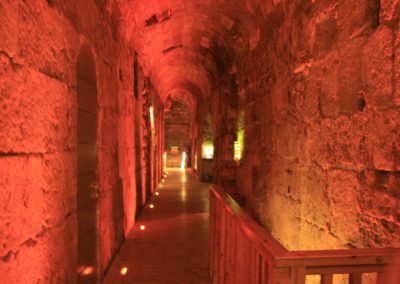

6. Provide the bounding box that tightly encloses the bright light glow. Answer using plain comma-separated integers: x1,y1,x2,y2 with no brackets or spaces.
202,142,214,159
155,192,159,196
180,171,187,200
80,266,94,276
162,179,165,182
163,152,167,172
149,106,155,131
120,267,128,275
181,170,187,182
234,141,241,160
149,204,154,209
181,151,187,170
234,129,244,161
139,225,146,230
159,184,163,188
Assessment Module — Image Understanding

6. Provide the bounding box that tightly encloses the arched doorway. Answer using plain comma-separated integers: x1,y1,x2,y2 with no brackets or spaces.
76,45,98,284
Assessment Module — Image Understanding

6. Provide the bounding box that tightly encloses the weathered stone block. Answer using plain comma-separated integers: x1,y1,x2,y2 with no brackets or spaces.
318,53,339,117
275,117,306,162
365,109,400,171
338,0,380,40
0,217,76,284
307,117,364,170
0,152,75,254
359,170,400,247
314,16,338,57
0,68,75,153
380,0,400,23
395,21,400,105
326,170,360,245
1,1,79,85
299,166,330,234
363,25,394,109
338,38,365,114
261,192,302,250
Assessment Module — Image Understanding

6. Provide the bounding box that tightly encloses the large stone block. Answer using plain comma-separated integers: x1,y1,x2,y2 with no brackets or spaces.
0,152,75,258
0,217,76,284
299,166,330,237
274,117,307,162
395,21,400,105
318,53,340,118
260,192,302,250
326,170,361,245
0,68,75,153
359,170,400,246
337,0,380,40
338,37,365,114
380,0,400,23
307,117,364,170
364,109,400,171
314,15,338,57
363,25,394,109
0,1,79,85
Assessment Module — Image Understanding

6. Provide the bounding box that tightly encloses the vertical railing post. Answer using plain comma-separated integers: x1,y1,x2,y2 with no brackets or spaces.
321,274,333,284
350,273,362,284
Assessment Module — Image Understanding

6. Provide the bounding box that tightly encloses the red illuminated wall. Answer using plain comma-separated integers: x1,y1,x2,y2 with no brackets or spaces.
1,0,399,282
212,0,400,250
0,1,158,283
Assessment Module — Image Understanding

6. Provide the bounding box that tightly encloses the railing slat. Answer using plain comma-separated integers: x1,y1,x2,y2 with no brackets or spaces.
209,184,400,284
350,273,362,284
295,266,306,284
321,274,333,284
306,265,385,275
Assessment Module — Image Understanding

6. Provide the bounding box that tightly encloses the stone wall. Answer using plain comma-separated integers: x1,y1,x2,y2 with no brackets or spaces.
0,0,142,282
232,0,400,250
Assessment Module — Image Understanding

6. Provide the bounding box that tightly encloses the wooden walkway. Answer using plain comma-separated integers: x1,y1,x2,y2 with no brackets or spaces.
103,168,210,284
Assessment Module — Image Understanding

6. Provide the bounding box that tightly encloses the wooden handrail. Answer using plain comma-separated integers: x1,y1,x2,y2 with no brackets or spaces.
209,184,400,284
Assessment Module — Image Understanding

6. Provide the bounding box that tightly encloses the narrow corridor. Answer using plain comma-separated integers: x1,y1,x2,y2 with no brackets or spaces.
103,169,210,284
2,1,400,283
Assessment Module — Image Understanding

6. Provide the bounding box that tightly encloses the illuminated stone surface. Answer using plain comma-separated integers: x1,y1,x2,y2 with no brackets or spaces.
0,0,399,283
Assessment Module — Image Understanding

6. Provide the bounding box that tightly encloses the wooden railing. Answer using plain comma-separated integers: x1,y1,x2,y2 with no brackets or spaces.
209,184,400,284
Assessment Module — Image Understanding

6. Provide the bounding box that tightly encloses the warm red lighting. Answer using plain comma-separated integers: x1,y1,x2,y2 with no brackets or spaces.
159,184,163,188
149,204,154,208
155,192,159,196
139,225,146,230
80,266,94,276
181,151,187,169
120,267,128,275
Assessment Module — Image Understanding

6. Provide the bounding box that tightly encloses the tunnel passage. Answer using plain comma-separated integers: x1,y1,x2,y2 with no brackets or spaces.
76,45,98,283
164,100,193,168
1,1,400,283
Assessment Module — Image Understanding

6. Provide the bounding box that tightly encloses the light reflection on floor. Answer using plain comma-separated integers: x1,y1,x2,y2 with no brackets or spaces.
103,168,210,284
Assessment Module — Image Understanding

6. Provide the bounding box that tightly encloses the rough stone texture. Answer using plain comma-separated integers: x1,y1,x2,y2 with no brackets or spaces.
230,0,400,251
1,0,400,282
363,25,394,109
212,75,240,187
395,19,400,105
0,0,161,283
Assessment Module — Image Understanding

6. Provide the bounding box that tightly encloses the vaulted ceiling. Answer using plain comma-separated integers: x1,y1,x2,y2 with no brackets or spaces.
118,0,263,108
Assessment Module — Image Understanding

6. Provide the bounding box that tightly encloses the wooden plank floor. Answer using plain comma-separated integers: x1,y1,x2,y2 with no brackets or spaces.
102,168,210,284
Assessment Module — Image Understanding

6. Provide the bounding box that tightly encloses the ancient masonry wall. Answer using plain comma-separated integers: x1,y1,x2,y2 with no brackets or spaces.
233,0,400,250
0,0,140,282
